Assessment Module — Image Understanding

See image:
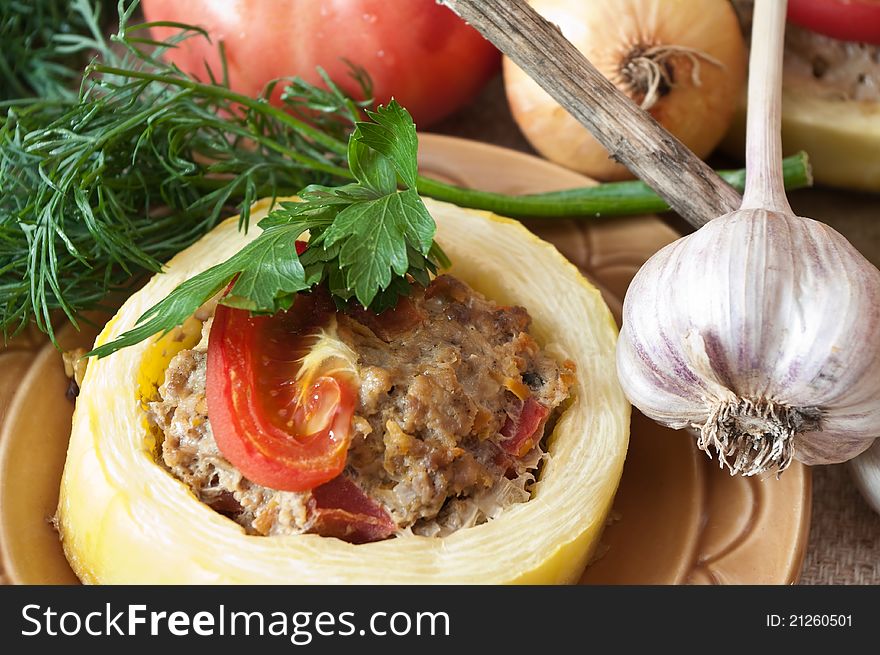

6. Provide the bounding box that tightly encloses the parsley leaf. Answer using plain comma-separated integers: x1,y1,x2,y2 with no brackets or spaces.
89,100,447,358
348,137,397,195
353,103,419,188
323,188,434,306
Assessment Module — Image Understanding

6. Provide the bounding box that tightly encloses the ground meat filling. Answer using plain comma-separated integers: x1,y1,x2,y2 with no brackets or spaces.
149,275,574,539
784,25,880,102
731,1,880,102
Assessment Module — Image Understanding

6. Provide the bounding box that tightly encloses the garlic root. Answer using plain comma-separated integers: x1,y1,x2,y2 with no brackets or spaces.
697,399,820,477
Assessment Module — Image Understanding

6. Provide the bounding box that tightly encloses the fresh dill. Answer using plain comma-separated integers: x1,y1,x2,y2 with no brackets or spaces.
0,1,366,341
0,0,114,101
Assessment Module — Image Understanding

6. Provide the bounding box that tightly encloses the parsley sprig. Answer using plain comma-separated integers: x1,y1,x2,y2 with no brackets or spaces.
90,100,447,357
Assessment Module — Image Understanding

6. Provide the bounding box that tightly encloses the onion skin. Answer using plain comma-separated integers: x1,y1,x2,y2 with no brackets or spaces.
57,197,629,584
503,0,746,180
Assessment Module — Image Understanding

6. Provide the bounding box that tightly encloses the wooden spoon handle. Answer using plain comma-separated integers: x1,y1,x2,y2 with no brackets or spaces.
440,0,743,228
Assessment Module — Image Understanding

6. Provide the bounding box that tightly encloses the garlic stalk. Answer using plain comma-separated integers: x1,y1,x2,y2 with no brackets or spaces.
616,0,880,476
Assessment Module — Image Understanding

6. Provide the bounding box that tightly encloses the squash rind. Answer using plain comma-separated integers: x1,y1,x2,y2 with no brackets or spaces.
58,197,630,584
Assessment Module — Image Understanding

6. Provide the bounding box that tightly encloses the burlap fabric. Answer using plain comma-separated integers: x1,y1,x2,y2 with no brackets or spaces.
802,466,880,584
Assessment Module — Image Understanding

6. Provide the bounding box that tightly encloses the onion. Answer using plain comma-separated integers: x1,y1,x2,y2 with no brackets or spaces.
503,0,746,180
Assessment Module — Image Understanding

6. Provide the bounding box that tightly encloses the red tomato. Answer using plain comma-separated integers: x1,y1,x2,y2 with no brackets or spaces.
501,397,550,458
206,295,355,492
309,476,396,543
142,0,500,126
788,0,880,44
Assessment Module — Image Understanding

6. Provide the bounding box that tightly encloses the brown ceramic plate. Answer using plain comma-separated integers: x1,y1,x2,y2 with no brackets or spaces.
0,134,810,584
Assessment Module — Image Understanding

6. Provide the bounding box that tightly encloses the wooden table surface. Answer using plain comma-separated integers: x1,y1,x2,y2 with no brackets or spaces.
431,76,880,585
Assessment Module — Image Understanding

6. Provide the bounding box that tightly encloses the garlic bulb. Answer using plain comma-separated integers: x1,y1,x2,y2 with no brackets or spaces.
616,0,880,476
851,442,880,516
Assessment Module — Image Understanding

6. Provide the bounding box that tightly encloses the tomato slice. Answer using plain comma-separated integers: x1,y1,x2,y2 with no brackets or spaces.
206,294,356,492
501,397,550,458
309,476,396,544
788,0,880,45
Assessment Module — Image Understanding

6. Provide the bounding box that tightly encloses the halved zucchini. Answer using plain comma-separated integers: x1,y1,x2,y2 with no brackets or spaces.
57,197,629,584
722,86,880,191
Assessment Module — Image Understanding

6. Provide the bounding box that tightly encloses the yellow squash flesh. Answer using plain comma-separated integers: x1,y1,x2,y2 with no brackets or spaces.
722,89,880,191
57,197,629,584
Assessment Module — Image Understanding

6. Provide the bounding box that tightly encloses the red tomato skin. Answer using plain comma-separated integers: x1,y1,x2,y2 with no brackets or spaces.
788,0,880,45
309,476,396,543
142,0,500,126
206,302,354,492
500,397,550,458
